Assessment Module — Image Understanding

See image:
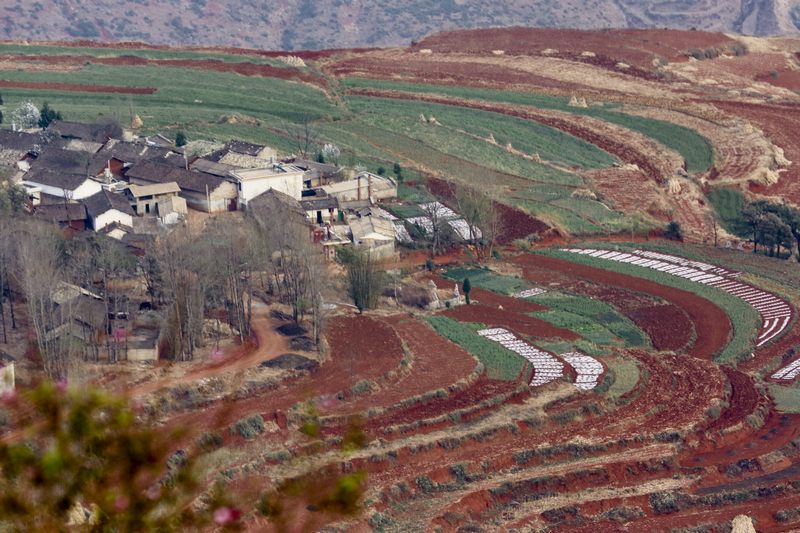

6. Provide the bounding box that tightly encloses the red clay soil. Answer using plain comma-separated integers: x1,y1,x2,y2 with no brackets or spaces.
626,304,695,352
444,303,579,341
426,176,556,243
0,79,155,94
711,100,800,205
159,314,405,440
328,56,595,93
326,314,478,415
703,367,762,433
513,254,731,359
357,89,666,181
412,28,736,70
0,54,326,85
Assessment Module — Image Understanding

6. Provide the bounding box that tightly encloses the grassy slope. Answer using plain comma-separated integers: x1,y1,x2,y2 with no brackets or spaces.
342,78,714,173
443,267,529,295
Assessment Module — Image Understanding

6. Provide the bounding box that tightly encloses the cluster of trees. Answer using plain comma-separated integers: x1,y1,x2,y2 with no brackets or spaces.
741,200,800,259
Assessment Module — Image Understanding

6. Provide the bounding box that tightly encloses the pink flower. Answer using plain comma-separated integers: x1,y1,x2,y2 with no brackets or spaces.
56,379,68,392
211,348,225,362
213,506,241,525
114,496,129,512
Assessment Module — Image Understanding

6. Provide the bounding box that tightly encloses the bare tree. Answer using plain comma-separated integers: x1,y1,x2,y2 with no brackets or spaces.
344,249,385,313
14,221,75,380
455,186,502,261
420,202,450,257
283,115,320,158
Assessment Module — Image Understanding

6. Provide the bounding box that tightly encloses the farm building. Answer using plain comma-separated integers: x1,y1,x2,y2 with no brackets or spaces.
126,182,186,220
300,194,341,225
22,148,106,200
228,163,305,207
290,158,342,187
48,120,123,144
248,188,307,225
126,161,237,212
84,189,136,231
321,172,397,203
349,215,396,258
31,203,87,233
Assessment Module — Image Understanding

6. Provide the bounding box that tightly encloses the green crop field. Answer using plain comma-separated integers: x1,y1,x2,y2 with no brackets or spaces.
342,78,714,173
425,316,527,381
541,248,760,364
530,292,649,348
443,267,529,295
707,188,750,237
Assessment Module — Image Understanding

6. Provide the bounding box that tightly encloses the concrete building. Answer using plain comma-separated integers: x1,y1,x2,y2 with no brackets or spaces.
321,172,397,203
229,163,305,207
126,161,237,213
84,189,136,231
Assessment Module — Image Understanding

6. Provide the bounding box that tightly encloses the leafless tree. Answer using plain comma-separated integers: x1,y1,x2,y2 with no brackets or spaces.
455,186,502,261
283,115,320,158
14,221,75,380
420,202,453,257
344,249,385,313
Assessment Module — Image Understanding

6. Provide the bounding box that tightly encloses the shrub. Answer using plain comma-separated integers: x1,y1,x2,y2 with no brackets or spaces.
197,431,223,450
230,414,266,439
398,285,431,308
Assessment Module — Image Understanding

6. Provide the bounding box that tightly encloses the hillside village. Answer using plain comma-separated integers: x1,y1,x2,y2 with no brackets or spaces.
0,118,484,377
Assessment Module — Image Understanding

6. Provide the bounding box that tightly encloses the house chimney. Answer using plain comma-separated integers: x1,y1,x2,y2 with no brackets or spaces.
368,173,373,203
357,174,362,202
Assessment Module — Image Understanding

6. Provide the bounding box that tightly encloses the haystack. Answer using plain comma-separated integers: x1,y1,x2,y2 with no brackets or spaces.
131,114,143,129
775,146,792,167
487,133,497,144
667,178,682,195
730,515,756,533
419,113,427,124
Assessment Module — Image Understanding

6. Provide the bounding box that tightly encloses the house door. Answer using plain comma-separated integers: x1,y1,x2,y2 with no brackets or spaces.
228,198,237,211
316,211,323,224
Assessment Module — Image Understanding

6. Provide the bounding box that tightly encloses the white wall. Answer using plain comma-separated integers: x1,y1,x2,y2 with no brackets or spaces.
239,171,304,204
33,179,103,201
93,209,133,231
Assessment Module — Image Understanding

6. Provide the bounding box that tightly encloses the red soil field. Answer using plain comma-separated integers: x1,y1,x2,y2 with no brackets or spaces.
444,303,579,341
326,313,478,415
0,79,155,94
426,176,556,243
626,304,694,352
413,28,735,70
703,367,762,433
711,100,800,205
513,254,730,359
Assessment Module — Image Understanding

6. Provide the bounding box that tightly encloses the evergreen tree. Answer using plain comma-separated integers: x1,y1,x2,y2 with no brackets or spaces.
462,277,472,305
175,131,187,147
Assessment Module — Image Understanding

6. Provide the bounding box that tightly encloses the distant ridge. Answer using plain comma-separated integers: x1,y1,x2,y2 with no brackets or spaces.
1,0,798,51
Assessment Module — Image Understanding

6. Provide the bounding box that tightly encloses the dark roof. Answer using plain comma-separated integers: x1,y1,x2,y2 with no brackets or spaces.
47,120,123,143
300,196,339,211
248,188,306,218
291,158,341,178
84,189,136,218
125,160,226,194
31,202,87,222
24,168,91,191
226,140,267,157
0,129,40,152
87,141,177,175
30,147,92,174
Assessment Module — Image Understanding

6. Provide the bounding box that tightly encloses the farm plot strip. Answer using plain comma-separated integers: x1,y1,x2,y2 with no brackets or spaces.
478,328,563,387
560,352,604,390
563,248,793,349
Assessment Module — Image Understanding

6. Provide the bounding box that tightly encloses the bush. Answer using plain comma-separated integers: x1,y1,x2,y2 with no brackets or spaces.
230,414,266,439
664,221,683,240
197,431,223,450
398,285,431,308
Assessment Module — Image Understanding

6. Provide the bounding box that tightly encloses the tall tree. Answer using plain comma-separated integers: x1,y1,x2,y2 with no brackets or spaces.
344,249,384,313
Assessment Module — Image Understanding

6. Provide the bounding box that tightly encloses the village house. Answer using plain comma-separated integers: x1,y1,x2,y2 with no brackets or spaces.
321,172,397,204
247,188,307,224
125,160,237,213
289,158,342,188
47,120,123,144
228,163,305,207
348,215,396,258
126,182,187,222
46,282,107,360
300,193,341,225
31,203,87,233
88,139,182,181
0,129,40,178
83,189,136,232
21,148,104,200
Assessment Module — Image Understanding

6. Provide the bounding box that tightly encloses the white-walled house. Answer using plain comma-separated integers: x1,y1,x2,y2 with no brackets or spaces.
22,169,103,201
229,163,305,207
84,189,136,231
126,161,238,213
